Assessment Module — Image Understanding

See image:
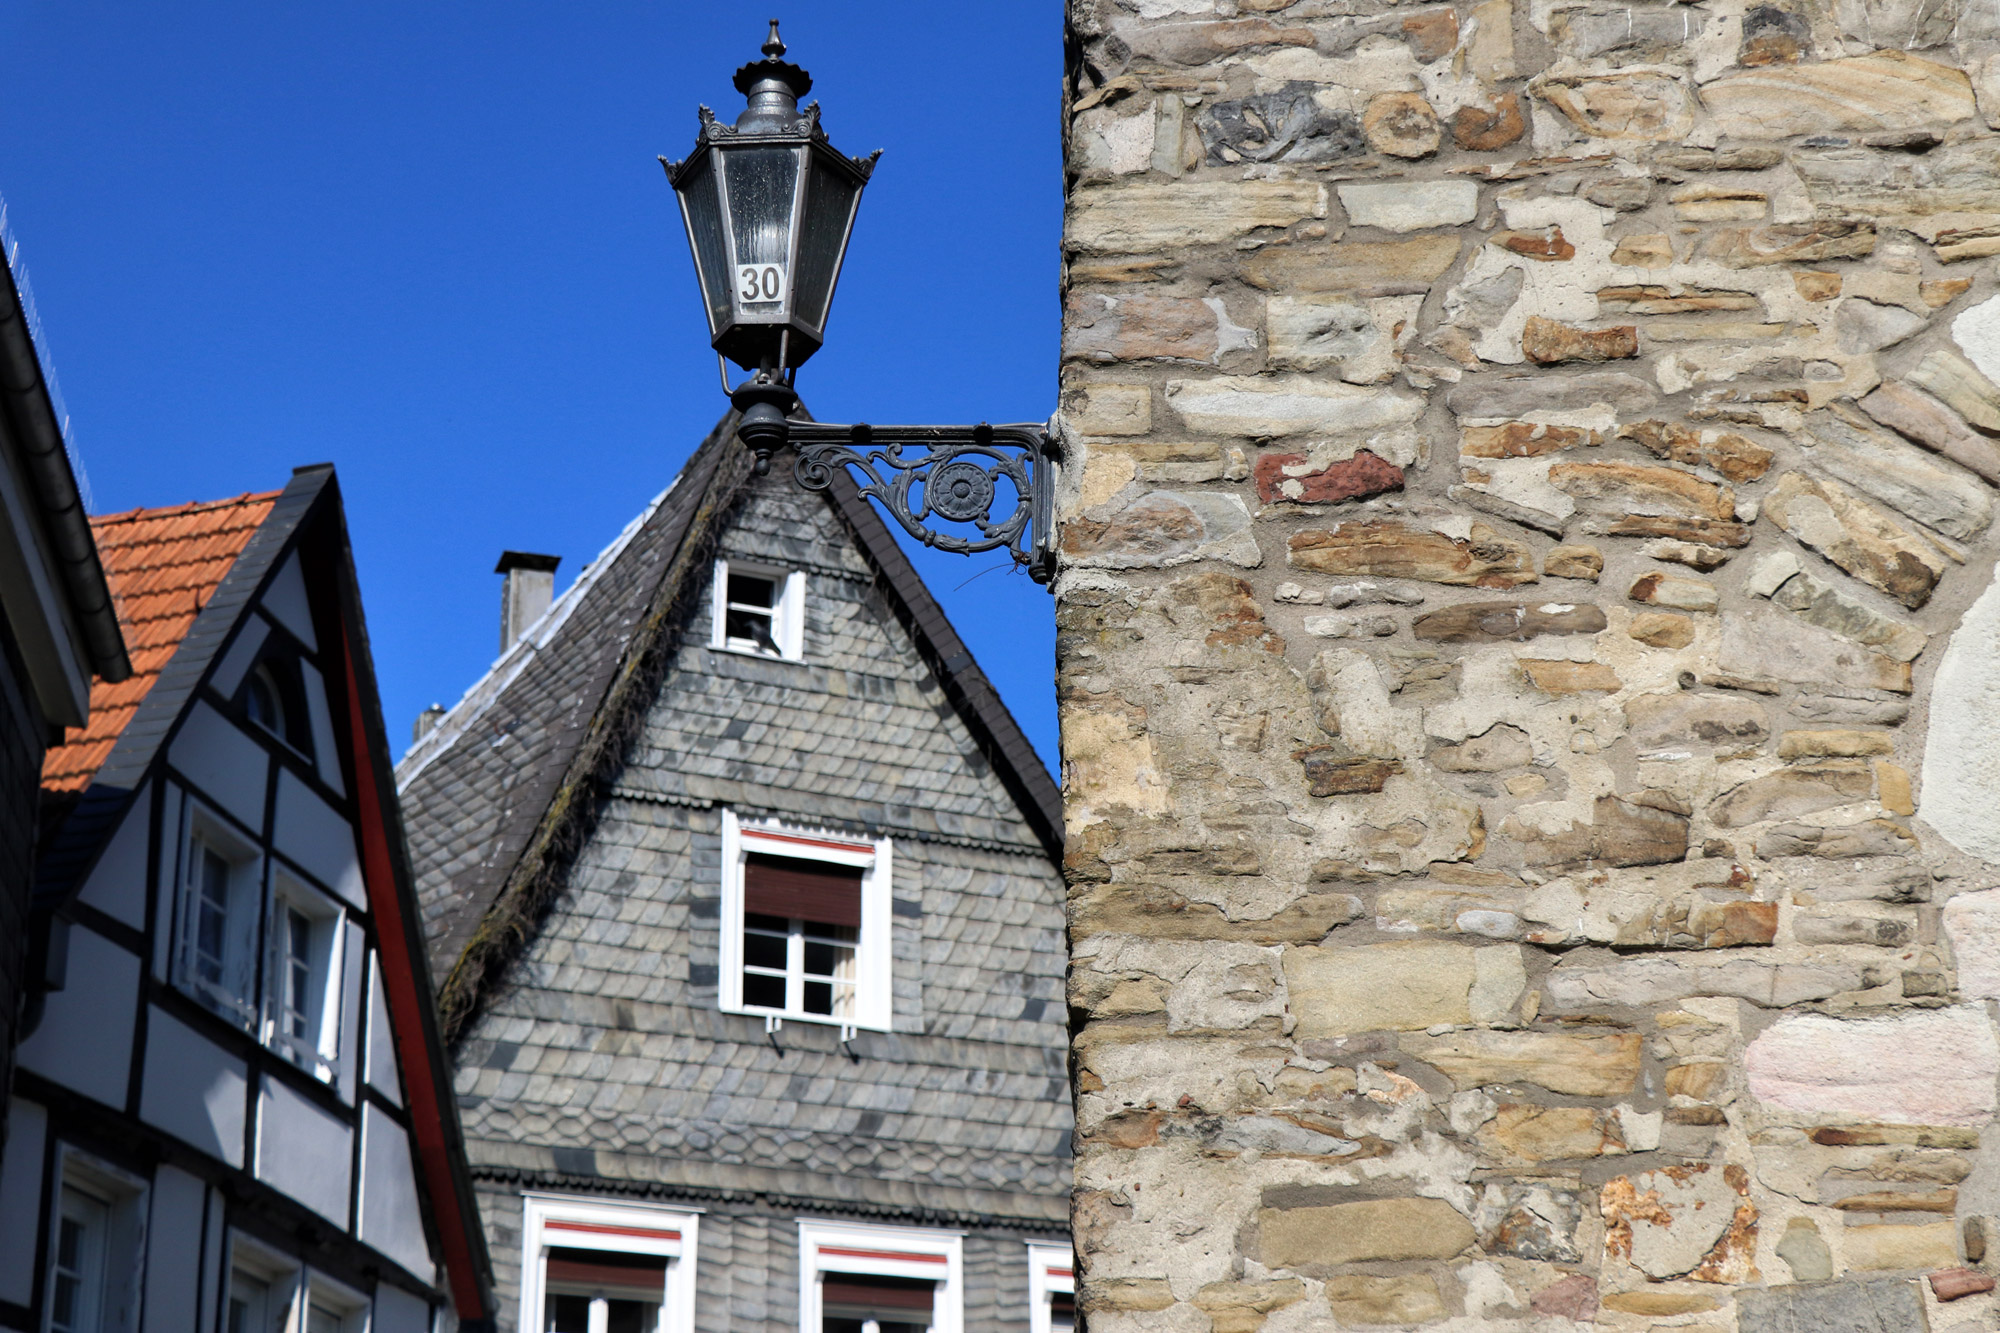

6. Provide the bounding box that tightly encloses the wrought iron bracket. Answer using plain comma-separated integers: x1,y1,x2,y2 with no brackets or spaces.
785,421,1058,587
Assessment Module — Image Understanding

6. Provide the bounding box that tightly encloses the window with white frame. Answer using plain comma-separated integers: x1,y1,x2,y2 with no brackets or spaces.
179,808,263,1028
518,1194,699,1333
798,1220,961,1333
225,1235,300,1333
176,796,347,1082
301,1274,367,1333
264,874,344,1081
710,559,803,660
719,812,892,1034
45,1150,146,1333
1026,1244,1074,1333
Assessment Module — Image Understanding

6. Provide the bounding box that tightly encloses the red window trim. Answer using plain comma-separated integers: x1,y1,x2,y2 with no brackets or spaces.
817,1246,950,1266
546,1220,682,1242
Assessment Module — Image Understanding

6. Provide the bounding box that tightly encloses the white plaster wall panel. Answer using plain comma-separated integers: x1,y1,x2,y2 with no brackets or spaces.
142,1165,205,1333
262,553,318,649
336,921,365,1105
299,658,345,796
17,927,139,1108
256,1074,353,1226
371,1280,432,1333
171,702,270,832
75,782,152,930
1921,571,2000,863
359,1103,436,1281
0,1098,47,1303
274,768,365,909
208,615,269,700
152,784,181,981
364,955,403,1106
139,1006,248,1167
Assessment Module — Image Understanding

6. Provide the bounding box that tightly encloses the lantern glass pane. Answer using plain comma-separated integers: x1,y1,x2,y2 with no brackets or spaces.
677,152,732,335
794,157,861,335
722,145,801,316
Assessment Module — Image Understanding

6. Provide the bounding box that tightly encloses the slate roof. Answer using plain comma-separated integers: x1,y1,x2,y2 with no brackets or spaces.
40,492,277,793
398,412,1062,1039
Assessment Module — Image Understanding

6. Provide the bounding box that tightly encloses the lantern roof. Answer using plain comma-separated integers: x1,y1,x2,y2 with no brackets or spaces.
732,19,812,103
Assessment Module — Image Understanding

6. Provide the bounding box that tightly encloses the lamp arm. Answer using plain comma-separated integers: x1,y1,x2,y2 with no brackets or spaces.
786,421,1059,587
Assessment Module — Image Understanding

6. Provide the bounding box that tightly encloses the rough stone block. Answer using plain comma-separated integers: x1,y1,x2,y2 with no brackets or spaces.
1244,236,1461,293
1068,181,1324,253
1283,941,1523,1034
1254,450,1404,505
1506,793,1689,869
1063,382,1153,437
1258,1197,1475,1267
1549,461,1735,521
1336,180,1477,232
1746,1006,2000,1126
1763,472,1947,611
1402,1028,1641,1095
1289,521,1536,588
1166,376,1424,439
1412,601,1604,641
1322,1273,1447,1326
1703,51,1975,139
1601,1163,1755,1280
1522,315,1639,364
1846,1222,1958,1271
1736,1278,1928,1333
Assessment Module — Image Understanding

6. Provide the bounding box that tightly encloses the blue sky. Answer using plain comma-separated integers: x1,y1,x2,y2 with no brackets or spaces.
0,2,1063,769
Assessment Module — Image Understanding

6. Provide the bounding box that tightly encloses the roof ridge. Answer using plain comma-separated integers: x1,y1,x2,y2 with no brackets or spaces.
394,477,679,786
89,489,284,530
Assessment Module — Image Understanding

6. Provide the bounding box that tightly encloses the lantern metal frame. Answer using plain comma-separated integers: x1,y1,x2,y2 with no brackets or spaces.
662,23,1059,589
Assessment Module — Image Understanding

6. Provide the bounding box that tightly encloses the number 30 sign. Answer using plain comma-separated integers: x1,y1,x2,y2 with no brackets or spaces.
738,263,786,304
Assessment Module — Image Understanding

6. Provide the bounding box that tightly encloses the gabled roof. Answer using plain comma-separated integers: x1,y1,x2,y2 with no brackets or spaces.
41,492,277,793
399,411,1062,1044
0,226,130,717
33,466,497,1326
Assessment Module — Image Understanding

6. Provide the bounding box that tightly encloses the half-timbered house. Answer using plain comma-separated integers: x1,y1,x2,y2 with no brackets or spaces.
1,465,495,1333
397,419,1073,1333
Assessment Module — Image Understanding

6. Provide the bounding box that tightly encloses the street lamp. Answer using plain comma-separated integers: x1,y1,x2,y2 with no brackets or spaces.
662,21,1056,583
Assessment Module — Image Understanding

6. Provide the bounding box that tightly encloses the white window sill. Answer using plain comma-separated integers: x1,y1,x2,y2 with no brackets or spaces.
710,641,804,664
723,1002,886,1036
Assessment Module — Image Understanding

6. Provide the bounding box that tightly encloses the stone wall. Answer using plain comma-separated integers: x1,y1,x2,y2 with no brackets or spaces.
1057,1,2000,1328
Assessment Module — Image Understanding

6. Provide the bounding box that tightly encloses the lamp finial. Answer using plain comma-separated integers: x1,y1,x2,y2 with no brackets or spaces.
762,20,785,59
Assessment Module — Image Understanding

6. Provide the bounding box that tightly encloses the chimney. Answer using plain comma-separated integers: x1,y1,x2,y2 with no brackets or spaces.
496,551,561,654
412,704,446,744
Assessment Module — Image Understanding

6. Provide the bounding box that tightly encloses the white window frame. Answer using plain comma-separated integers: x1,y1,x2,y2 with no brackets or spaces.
709,559,804,661
225,1233,302,1333
177,801,264,1031
718,811,893,1035
263,872,346,1084
517,1193,700,1333
797,1219,962,1333
301,1269,368,1333
44,1148,148,1333
1026,1243,1073,1333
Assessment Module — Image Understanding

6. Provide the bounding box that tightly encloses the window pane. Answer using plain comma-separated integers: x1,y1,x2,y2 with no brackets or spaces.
724,605,779,652
745,912,789,932
196,845,232,987
727,572,778,609
603,1299,661,1333
545,1293,593,1333
282,906,314,1041
743,971,786,1009
802,937,855,979
802,978,833,1015
721,146,801,291
743,929,788,970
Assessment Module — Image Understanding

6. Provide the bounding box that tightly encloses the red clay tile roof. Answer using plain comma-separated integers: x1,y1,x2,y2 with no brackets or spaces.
41,491,279,793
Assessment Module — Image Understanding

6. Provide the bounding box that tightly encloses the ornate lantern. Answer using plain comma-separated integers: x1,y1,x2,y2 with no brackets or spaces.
662,22,878,458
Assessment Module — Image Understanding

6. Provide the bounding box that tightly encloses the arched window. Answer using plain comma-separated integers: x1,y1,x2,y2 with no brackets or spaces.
239,656,314,757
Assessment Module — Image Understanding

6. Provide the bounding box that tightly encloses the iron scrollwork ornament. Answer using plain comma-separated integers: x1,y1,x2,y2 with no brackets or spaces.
788,422,1057,584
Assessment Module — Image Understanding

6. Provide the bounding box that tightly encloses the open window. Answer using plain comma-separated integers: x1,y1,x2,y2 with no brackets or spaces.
177,803,263,1031
710,559,804,660
798,1221,961,1333
264,873,345,1082
719,813,892,1034
517,1194,699,1333
46,1150,147,1333
1026,1244,1074,1333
